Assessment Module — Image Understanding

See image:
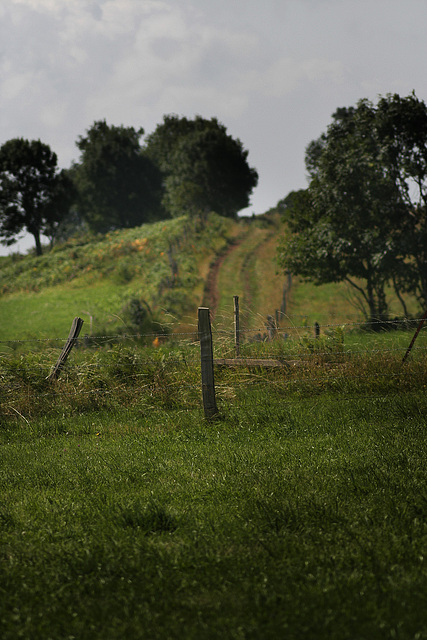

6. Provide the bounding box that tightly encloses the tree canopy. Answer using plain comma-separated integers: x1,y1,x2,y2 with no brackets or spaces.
0,138,73,255
278,93,427,322
144,115,258,220
72,120,163,233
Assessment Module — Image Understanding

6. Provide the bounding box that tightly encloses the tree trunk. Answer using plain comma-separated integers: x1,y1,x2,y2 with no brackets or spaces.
366,277,377,324
375,284,388,321
415,255,427,311
365,272,389,327
32,230,43,256
392,275,409,318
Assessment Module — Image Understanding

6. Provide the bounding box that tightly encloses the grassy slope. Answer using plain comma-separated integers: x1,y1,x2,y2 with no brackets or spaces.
211,216,286,331
0,215,234,341
0,211,423,344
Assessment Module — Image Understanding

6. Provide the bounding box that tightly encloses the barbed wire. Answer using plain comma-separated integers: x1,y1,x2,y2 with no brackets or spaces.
0,315,425,346
0,331,197,345
0,313,425,419
215,318,427,333
2,356,424,382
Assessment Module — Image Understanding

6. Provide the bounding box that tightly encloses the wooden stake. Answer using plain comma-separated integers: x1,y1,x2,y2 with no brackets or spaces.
49,317,84,382
402,310,427,363
198,307,218,419
233,295,240,357
314,322,320,338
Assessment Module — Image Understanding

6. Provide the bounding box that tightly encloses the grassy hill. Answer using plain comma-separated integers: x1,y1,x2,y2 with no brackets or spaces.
0,213,286,342
0,214,233,341
0,211,422,344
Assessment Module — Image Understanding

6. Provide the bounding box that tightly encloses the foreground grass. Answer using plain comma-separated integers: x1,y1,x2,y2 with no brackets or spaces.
0,341,426,639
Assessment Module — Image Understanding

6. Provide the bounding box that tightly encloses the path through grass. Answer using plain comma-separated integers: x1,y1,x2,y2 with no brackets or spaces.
212,221,286,331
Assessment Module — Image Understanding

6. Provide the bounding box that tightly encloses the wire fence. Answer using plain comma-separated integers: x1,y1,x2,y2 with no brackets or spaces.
0,310,426,420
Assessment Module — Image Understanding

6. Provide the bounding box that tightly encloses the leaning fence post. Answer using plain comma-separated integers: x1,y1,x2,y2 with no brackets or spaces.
314,322,320,338
402,310,427,364
49,317,84,382
233,295,240,357
198,307,218,419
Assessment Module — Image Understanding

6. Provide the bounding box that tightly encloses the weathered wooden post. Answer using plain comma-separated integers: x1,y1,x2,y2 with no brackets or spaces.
233,295,240,357
266,315,276,341
198,307,218,419
402,310,427,363
281,283,287,315
49,317,84,382
314,322,320,339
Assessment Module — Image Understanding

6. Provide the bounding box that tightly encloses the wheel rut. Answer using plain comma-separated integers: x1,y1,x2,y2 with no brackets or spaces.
202,239,244,319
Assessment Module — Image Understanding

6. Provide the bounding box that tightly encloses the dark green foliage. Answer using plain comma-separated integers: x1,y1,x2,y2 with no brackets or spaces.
278,93,427,322
72,120,164,233
375,93,427,309
144,114,224,170
0,138,75,255
144,115,258,220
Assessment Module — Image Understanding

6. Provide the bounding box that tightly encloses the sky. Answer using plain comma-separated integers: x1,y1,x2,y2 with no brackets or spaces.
1,0,427,254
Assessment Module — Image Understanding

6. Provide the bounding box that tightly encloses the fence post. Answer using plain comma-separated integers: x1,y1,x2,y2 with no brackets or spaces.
198,307,218,419
233,295,240,357
314,322,320,339
49,317,84,382
281,283,287,315
402,310,427,363
266,315,276,341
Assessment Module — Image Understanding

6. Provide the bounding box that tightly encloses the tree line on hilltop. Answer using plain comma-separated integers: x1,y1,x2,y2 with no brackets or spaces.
0,115,258,255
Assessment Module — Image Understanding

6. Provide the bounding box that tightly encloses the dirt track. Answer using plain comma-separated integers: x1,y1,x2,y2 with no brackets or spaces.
202,219,286,328
202,240,242,318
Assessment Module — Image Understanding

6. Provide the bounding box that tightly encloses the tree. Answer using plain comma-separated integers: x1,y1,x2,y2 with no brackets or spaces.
144,115,224,171
375,93,427,309
72,120,163,233
144,115,258,220
278,100,409,322
42,168,78,247
0,138,73,255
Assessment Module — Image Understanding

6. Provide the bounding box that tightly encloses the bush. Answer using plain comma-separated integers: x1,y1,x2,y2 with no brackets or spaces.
119,297,169,341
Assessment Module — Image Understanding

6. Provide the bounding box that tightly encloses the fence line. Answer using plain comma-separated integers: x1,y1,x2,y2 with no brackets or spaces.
0,304,426,419
1,315,426,346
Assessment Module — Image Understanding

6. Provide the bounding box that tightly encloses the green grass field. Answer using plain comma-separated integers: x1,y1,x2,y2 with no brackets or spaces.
1,214,426,639
1,333,426,639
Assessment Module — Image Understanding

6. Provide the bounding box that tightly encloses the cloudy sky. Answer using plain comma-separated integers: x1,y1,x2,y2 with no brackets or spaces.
1,0,427,254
